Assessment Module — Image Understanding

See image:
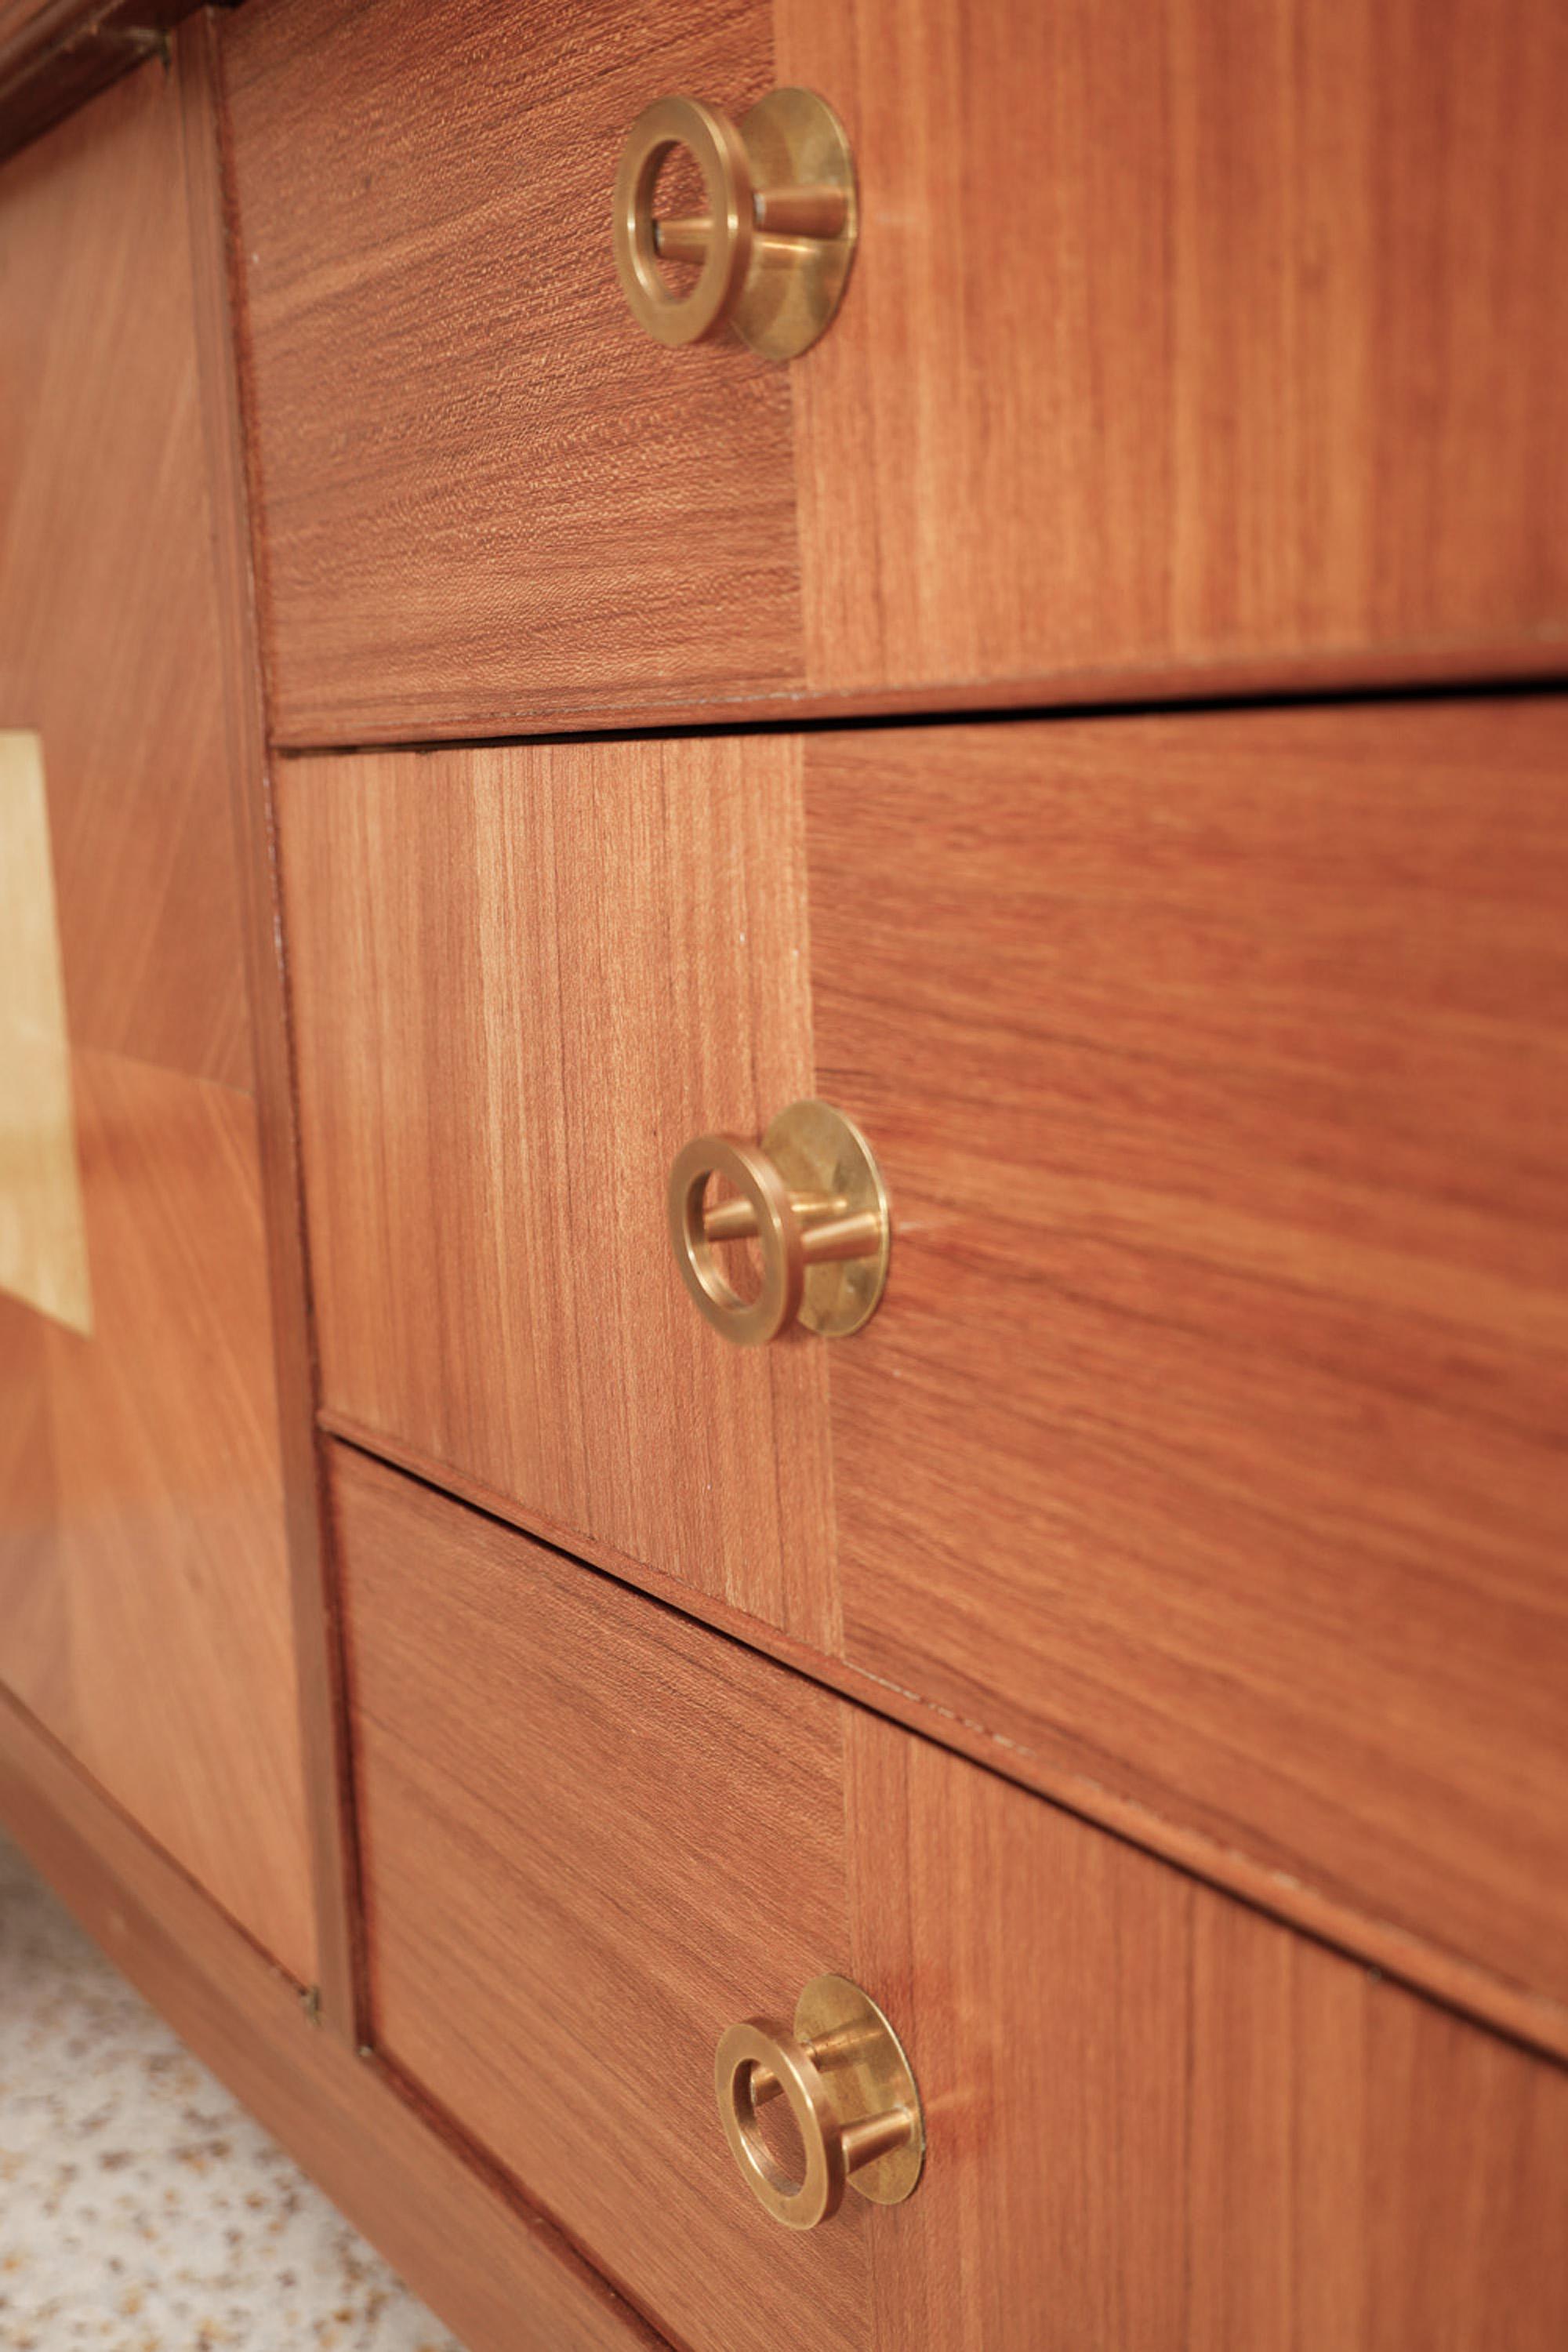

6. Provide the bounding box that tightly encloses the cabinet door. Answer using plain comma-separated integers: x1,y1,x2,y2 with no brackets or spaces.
280,699,1568,2020
226,0,1568,744
336,1443,1568,2352
0,60,313,1976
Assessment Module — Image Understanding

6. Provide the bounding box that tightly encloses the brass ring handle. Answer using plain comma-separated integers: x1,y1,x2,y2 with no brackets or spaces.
715,1974,924,2231
612,95,754,350
667,1099,891,1346
612,88,858,360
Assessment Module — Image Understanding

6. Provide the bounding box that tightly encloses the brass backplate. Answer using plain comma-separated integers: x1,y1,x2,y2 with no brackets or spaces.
733,89,858,361
764,1098,891,1338
794,1973,925,2206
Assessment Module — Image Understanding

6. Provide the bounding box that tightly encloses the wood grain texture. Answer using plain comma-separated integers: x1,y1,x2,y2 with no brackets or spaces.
0,55,314,1979
223,0,1565,744
31,1047,313,1971
281,702,1568,2024
0,56,250,1089
809,699,1568,2019
337,1444,866,2352
846,1708,1568,2352
0,1682,673,2352
177,14,362,2038
337,1447,1568,2352
278,735,835,1650
781,0,1568,703
220,0,800,745
318,1403,1568,2065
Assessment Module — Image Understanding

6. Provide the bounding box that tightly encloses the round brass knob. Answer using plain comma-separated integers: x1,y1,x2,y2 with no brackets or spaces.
667,1099,891,1346
715,1973,924,2230
611,87,858,360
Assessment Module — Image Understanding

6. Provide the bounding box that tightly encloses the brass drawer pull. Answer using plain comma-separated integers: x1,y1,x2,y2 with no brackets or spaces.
667,1099,890,1345
611,88,858,360
715,1974,924,2230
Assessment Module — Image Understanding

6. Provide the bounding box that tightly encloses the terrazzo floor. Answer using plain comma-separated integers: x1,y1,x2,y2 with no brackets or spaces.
0,1838,466,2352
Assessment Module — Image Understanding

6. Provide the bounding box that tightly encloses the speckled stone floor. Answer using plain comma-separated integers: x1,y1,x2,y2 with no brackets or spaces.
0,1838,465,2352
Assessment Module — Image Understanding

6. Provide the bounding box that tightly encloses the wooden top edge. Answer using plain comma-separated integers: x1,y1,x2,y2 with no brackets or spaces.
267,637,1568,760
0,0,201,163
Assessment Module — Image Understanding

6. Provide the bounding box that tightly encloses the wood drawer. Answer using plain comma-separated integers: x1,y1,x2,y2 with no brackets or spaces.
223,0,1568,746
281,699,1568,2024
336,1443,1568,2352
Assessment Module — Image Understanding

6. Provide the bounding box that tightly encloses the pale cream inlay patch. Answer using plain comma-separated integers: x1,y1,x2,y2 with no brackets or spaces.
0,730,91,1333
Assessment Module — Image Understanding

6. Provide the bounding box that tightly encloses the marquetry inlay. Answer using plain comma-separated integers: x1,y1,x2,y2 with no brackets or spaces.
0,731,91,1332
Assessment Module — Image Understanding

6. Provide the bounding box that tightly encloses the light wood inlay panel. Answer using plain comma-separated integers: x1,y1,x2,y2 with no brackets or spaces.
0,57,314,1980
0,731,89,1332
222,0,798,745
0,1295,65,1730
339,1448,1568,2352
223,0,1566,743
279,736,834,1650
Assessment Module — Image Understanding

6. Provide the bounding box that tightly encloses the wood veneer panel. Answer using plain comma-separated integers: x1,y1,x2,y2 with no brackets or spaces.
846,1710,1568,2352
319,1396,1568,2061
0,1684,672,2352
220,0,799,746
177,14,362,2038
285,705,1567,2020
339,1445,866,2352
808,698,1568,2016
36,1047,313,1973
225,0,1563,743
0,57,249,1089
1179,1896,1568,2349
0,55,315,1980
844,1709,1191,2350
278,735,835,1650
781,0,1568,706
339,1448,1568,2352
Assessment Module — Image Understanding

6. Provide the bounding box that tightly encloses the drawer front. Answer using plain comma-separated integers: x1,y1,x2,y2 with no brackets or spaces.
336,1443,1568,2352
225,0,1568,745
281,700,1568,2016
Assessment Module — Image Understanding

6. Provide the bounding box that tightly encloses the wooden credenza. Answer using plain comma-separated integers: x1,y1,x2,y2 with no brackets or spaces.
2,2,1566,2346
